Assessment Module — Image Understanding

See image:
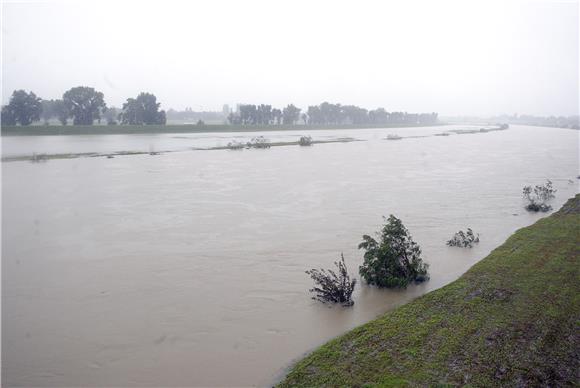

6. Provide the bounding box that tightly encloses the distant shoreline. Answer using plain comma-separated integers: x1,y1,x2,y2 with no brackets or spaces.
1,122,445,137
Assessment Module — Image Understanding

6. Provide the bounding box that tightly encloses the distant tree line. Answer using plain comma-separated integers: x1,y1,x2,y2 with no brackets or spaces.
228,102,438,126
227,104,302,125
492,114,580,130
1,88,166,126
2,90,439,128
449,114,579,130
166,108,225,123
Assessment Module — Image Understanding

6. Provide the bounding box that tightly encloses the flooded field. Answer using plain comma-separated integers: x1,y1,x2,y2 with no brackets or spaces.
2,125,578,386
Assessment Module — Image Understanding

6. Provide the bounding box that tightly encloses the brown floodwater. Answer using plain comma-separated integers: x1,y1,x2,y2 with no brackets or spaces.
2,125,578,386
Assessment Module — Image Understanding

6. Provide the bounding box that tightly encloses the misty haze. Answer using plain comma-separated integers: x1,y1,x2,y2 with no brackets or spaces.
1,0,579,387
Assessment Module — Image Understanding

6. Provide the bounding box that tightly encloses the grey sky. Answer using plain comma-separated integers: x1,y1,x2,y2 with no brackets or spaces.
2,0,579,116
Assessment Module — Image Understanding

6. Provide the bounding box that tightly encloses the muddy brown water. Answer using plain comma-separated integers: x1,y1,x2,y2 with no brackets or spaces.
2,125,578,386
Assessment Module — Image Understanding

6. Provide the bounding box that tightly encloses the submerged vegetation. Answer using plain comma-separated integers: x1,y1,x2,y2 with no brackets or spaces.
523,180,556,212
358,215,429,288
447,228,480,247
305,254,357,306
298,136,313,146
226,140,245,150
280,195,580,387
247,136,271,149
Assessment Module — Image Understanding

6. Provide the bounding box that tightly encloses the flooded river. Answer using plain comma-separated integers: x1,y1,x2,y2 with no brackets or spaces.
2,125,578,386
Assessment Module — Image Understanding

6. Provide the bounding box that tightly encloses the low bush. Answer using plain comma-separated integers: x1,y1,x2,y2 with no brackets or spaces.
247,136,271,149
298,136,313,146
447,228,480,247
359,215,429,288
305,254,356,306
523,180,556,212
226,140,245,150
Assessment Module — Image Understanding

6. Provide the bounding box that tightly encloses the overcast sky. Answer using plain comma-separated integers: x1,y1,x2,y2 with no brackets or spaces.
2,0,578,116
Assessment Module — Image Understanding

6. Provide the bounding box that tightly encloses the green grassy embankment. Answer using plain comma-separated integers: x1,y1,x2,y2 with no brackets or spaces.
1,122,443,136
279,195,580,387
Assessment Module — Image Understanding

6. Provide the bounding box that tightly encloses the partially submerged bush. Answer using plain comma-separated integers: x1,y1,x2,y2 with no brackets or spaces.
305,254,356,306
247,136,271,149
359,215,429,288
298,136,313,146
523,180,556,212
447,228,480,247
226,140,245,150
30,153,47,163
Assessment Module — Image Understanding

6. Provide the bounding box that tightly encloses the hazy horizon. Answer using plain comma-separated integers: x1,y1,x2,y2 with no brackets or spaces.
2,0,579,116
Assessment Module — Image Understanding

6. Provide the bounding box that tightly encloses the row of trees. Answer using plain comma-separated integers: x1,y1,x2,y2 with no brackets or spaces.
2,90,439,127
307,103,438,125
228,102,438,126
227,104,302,125
1,88,166,126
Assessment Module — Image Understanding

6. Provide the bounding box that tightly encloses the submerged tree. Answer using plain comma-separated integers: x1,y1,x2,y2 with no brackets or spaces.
298,135,313,146
305,254,356,306
226,140,245,150
447,228,480,247
359,215,429,288
523,180,556,212
247,136,270,148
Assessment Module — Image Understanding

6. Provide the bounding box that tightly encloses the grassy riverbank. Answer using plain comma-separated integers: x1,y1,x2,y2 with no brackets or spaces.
1,122,443,136
279,195,580,387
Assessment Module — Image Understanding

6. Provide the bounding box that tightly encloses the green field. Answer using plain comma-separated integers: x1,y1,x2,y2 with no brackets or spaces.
278,195,580,387
1,122,443,136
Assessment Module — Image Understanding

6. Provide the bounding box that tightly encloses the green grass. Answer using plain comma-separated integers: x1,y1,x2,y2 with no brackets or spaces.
1,122,443,136
279,195,580,387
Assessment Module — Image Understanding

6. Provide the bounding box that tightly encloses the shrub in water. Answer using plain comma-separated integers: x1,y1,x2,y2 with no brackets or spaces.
305,254,356,306
523,180,556,212
247,136,271,149
359,215,429,288
298,136,313,146
226,140,245,150
447,228,480,248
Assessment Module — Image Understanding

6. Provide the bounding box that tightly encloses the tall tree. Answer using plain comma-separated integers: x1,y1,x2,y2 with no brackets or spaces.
307,105,322,124
239,104,258,125
282,104,301,125
257,104,272,125
272,108,282,125
3,90,42,126
62,86,106,125
120,93,166,125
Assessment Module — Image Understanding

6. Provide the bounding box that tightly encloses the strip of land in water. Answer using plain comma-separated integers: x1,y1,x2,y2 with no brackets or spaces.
278,195,580,387
1,138,359,162
1,123,444,136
